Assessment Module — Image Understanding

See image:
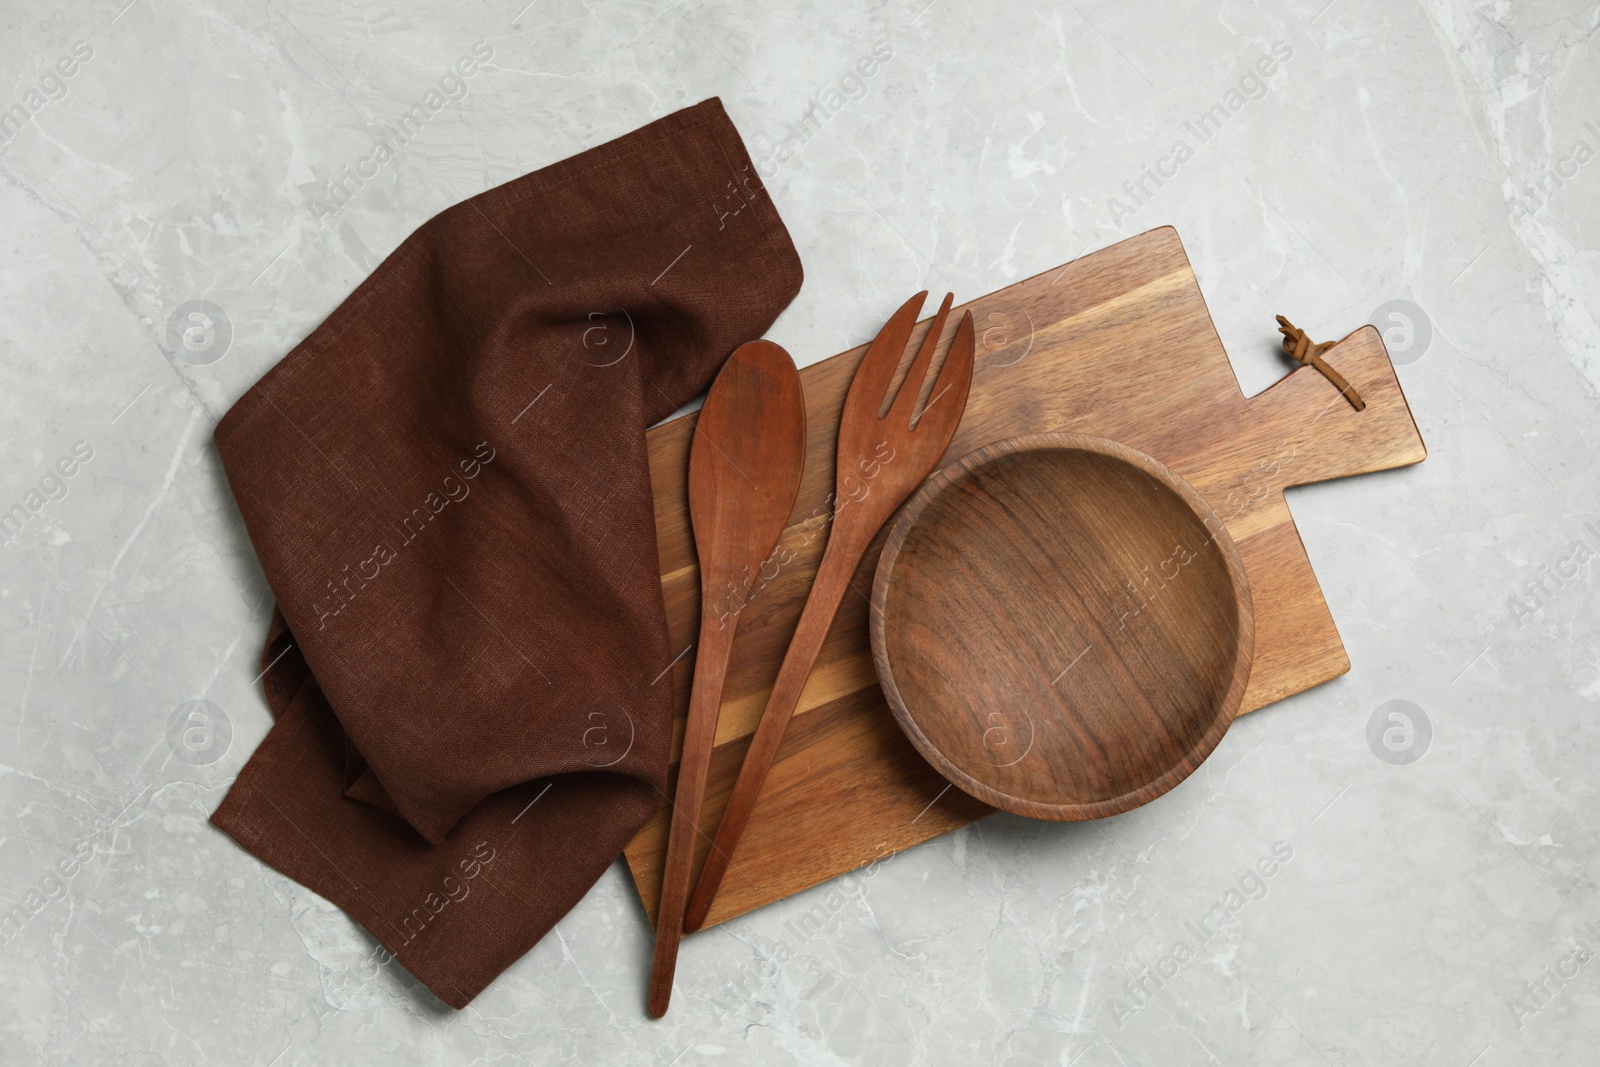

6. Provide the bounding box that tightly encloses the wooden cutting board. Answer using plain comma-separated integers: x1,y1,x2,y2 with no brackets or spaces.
625,226,1426,930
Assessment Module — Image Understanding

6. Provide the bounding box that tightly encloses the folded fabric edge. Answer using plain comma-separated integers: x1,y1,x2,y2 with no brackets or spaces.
211,96,755,456
211,759,662,1010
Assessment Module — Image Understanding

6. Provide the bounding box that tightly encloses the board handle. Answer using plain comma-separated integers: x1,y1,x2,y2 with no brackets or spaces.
1244,324,1427,492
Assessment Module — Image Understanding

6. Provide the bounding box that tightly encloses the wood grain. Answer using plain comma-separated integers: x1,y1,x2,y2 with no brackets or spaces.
871,433,1254,821
626,225,1428,930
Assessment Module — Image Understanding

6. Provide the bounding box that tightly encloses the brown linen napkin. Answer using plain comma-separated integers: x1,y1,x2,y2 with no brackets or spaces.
210,98,803,1009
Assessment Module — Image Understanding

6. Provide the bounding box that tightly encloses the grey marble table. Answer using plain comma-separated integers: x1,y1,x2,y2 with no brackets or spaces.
3,0,1598,1063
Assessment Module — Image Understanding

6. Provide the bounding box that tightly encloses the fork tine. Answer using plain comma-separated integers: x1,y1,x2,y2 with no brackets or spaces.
843,291,926,422
889,292,954,425
914,309,975,430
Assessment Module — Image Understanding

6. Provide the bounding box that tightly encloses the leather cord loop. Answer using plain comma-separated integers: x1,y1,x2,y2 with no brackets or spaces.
1276,315,1365,412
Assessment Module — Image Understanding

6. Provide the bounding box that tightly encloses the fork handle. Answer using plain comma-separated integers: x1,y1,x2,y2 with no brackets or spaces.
681,530,866,932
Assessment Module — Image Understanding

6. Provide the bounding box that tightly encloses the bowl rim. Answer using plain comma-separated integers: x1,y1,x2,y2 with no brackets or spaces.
869,431,1256,821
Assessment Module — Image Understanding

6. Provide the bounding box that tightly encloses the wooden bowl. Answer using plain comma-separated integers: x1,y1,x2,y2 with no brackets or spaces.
869,433,1254,821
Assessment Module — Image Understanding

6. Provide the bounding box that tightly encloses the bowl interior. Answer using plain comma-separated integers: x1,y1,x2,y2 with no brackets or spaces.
873,436,1251,819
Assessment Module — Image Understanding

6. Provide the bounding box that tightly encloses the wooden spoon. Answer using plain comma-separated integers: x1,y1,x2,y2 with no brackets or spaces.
646,339,806,1017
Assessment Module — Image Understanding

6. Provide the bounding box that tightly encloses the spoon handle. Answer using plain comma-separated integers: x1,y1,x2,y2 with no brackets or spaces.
647,613,736,1017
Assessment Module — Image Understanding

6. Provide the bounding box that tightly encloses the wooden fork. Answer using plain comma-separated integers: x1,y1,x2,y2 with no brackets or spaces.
682,292,975,932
